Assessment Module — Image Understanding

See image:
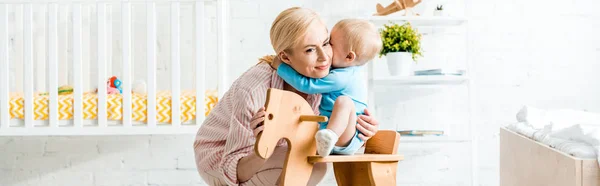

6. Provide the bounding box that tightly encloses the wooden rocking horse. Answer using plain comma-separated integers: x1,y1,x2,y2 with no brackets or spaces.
254,88,404,186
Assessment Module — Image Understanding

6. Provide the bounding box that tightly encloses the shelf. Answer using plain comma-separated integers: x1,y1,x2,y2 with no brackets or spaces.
364,16,467,26
400,135,472,143
372,75,468,86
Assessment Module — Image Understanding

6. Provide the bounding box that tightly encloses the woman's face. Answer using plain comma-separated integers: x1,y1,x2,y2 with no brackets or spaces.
280,21,332,79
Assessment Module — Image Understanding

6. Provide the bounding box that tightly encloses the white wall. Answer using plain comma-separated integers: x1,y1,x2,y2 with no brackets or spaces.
2,0,600,185
0,135,201,186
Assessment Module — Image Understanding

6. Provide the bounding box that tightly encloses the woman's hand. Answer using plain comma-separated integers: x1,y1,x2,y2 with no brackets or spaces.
356,109,379,141
238,107,285,183
250,107,266,137
271,56,282,69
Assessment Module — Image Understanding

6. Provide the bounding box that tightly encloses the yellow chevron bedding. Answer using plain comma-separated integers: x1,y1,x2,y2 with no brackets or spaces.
8,90,218,123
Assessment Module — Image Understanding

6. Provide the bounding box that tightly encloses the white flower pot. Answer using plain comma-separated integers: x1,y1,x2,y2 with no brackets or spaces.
385,52,414,76
434,10,444,16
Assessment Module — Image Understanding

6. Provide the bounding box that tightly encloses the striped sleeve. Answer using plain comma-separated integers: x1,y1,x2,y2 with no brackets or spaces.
220,90,256,186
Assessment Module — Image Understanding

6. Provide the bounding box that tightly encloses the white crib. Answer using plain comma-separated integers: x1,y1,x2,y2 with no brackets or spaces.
0,0,228,136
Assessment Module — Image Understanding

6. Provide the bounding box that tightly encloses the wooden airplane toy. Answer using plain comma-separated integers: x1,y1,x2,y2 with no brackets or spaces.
374,0,423,16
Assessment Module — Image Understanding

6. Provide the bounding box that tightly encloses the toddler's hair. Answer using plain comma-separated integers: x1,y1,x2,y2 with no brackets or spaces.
333,19,382,65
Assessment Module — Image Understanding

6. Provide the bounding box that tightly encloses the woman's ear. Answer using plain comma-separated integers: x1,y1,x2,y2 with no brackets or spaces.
346,51,356,62
279,52,292,65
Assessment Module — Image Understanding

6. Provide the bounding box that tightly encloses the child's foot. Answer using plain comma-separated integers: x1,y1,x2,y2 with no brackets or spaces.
315,129,338,157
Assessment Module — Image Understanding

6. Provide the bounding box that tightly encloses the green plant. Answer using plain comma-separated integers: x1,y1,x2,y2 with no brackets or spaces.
436,5,443,10
379,22,423,61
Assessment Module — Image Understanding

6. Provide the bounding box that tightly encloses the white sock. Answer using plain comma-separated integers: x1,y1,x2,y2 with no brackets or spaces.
315,129,338,157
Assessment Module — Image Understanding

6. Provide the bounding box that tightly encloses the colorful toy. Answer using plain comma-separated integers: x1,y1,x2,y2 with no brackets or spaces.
58,85,74,95
106,82,120,94
97,76,123,94
107,76,123,94
255,88,403,186
108,76,117,87
39,85,74,96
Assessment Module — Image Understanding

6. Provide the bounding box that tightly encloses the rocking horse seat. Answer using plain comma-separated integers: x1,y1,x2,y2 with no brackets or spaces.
308,154,404,163
309,130,403,186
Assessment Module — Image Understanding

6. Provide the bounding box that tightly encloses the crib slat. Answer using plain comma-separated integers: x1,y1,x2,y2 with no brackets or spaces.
147,2,157,127
14,5,22,97
48,4,59,127
60,5,69,88
72,4,83,127
171,2,181,126
106,4,112,77
217,0,227,98
82,5,90,94
23,4,34,127
36,5,46,100
0,4,9,128
195,1,205,126
97,3,108,127
122,2,132,127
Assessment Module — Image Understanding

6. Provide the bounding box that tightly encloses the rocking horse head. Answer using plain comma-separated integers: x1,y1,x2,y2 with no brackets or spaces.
254,88,326,159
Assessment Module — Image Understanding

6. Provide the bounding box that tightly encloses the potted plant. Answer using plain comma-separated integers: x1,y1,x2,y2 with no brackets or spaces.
434,5,444,16
379,22,423,76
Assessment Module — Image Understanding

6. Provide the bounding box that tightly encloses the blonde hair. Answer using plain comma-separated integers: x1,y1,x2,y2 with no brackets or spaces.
333,19,382,65
259,7,323,64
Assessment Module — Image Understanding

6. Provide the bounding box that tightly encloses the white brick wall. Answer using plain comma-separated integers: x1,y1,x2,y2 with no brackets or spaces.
94,171,147,186
2,0,600,185
0,135,203,186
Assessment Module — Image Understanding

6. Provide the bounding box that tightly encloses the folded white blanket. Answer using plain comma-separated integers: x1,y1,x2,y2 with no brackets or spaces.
515,105,600,165
506,122,596,159
551,124,600,161
516,105,600,130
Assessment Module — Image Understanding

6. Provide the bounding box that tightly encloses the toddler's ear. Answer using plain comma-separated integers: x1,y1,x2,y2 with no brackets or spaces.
346,51,356,62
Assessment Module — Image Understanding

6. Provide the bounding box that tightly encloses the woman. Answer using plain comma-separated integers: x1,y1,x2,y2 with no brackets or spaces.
194,7,380,186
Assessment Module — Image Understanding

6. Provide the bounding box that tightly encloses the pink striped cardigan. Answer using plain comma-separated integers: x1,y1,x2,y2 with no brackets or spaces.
194,62,321,186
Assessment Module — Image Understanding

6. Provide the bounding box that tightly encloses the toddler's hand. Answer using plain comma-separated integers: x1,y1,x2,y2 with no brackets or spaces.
357,108,379,141
250,107,266,137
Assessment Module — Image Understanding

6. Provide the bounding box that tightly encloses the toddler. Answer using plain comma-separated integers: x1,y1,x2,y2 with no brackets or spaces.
277,18,382,156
